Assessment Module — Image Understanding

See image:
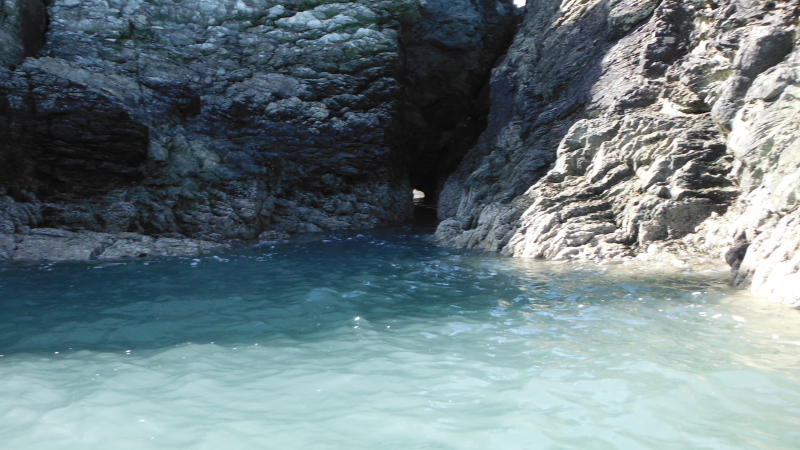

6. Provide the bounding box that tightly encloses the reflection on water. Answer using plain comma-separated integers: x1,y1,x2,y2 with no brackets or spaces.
1,227,799,449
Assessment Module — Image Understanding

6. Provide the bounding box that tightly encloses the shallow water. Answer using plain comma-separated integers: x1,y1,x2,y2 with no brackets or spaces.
1,227,799,449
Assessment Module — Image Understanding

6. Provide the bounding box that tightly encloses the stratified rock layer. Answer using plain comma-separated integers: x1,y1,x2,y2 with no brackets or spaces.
0,0,514,260
436,0,800,305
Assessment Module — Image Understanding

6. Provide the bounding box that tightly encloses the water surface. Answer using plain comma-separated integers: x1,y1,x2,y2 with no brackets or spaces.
1,227,799,449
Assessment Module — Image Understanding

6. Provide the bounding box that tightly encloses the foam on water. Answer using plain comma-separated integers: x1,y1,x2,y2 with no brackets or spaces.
1,227,800,449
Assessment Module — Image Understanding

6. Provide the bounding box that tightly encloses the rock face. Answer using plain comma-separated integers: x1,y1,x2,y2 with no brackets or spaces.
0,0,48,68
436,0,800,305
0,0,515,260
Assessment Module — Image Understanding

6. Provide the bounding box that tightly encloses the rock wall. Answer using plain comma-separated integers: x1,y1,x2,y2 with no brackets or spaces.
0,0,48,68
0,0,515,259
436,0,800,305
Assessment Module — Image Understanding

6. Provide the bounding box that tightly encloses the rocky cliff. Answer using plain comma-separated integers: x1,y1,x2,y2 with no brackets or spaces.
3,0,797,306
436,0,800,305
0,0,515,259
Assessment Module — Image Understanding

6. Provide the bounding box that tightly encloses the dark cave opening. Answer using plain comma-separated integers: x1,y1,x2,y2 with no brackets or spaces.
21,0,48,58
394,0,521,226
412,189,438,226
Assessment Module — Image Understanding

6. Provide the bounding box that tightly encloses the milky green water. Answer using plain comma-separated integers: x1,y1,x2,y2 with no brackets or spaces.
1,227,799,449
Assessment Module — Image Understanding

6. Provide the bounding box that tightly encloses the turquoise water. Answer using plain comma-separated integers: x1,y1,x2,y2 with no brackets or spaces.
1,227,799,449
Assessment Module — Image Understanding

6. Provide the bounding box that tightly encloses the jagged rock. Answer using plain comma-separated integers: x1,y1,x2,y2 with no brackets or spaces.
497,114,735,260
733,25,794,78
437,0,800,305
711,75,751,131
726,67,800,302
734,213,800,307
1,0,514,251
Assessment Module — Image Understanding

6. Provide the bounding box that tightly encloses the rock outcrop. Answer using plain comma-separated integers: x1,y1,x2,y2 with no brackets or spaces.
4,0,796,306
0,227,225,261
0,0,515,260
436,0,800,305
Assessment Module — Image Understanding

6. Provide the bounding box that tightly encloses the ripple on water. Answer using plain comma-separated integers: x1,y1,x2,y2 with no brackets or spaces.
1,228,800,449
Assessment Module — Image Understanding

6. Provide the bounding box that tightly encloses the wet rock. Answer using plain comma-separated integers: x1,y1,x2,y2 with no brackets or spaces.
98,234,225,260
1,227,226,261
13,228,115,261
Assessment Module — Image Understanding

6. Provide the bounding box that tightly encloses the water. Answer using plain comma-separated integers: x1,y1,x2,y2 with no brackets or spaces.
1,227,799,449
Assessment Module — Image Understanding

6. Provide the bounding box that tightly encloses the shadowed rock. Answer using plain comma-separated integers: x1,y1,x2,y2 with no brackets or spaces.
1,0,515,259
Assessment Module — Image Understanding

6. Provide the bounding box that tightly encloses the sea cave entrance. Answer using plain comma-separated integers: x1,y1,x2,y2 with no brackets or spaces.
412,188,438,226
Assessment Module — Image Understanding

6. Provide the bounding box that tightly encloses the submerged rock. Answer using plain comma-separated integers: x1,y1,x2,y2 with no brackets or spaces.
436,0,800,305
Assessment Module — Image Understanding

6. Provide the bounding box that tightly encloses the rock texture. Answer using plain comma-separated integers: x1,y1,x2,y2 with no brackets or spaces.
436,0,800,305
3,227,225,261
0,0,48,68
0,0,515,260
